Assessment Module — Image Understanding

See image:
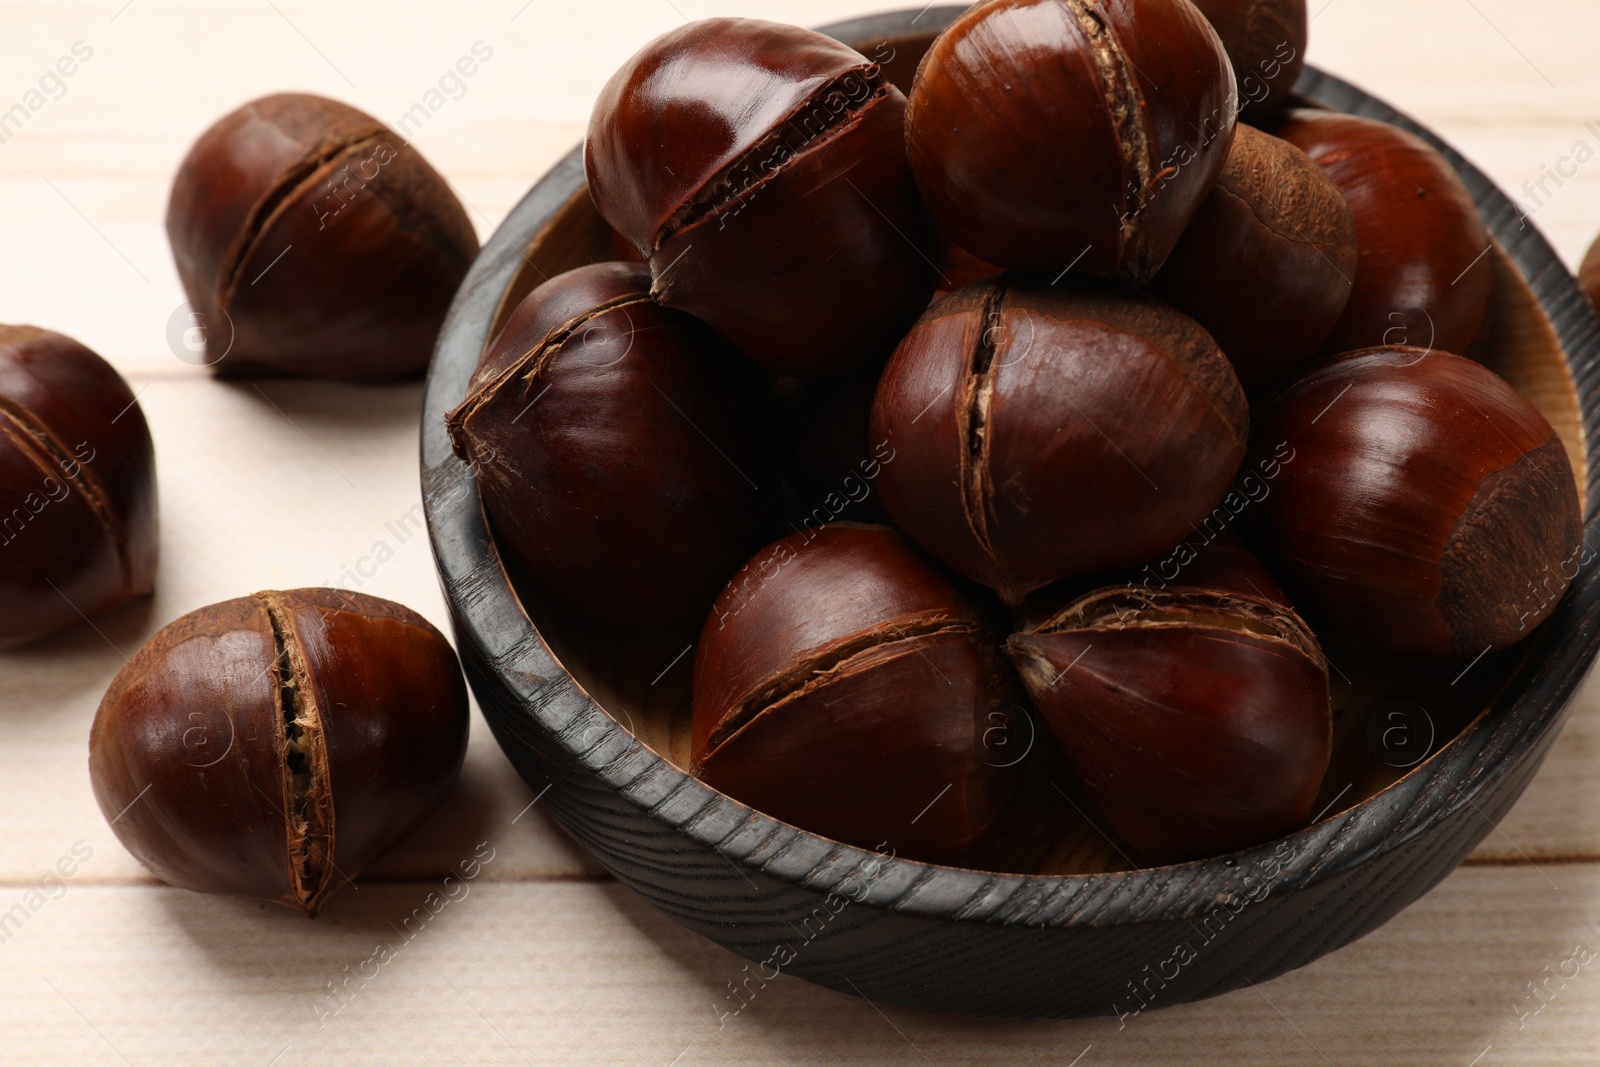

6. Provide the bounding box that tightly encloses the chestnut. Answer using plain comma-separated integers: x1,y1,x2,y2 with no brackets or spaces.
446,262,780,628
585,19,938,377
1269,109,1493,357
166,93,479,381
692,523,1020,863
1250,347,1582,658
905,0,1237,282
1149,123,1357,391
1008,543,1331,864
871,276,1248,605
89,589,469,915
1188,0,1307,114
0,326,157,648
775,371,894,526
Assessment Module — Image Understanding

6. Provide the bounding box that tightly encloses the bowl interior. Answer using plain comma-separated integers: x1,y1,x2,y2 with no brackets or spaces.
456,25,1588,877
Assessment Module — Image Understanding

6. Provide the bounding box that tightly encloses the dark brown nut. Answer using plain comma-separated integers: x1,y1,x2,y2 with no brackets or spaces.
446,262,781,628
871,276,1249,604
585,19,938,377
1250,347,1582,657
1149,123,1358,391
1189,0,1307,114
905,0,1237,282
89,589,470,915
0,326,156,648
166,93,479,381
1269,109,1494,357
1008,542,1332,865
692,523,1021,863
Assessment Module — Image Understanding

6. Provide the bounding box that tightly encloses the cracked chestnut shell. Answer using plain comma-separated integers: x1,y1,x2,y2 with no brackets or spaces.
905,0,1237,282
1008,544,1332,864
1269,109,1492,357
166,93,479,381
1150,124,1357,391
585,19,938,377
89,589,469,915
871,275,1249,605
1189,0,1307,114
692,523,1020,863
0,326,157,649
1250,347,1582,658
446,262,780,628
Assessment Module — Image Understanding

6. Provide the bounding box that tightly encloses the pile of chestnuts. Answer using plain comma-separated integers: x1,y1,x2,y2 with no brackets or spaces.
448,0,1585,868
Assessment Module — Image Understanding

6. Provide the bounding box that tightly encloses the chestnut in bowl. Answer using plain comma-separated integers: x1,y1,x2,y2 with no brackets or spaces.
423,11,1599,1019
0,326,156,648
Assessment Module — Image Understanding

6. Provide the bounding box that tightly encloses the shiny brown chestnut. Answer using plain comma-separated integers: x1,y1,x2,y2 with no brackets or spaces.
871,275,1249,605
446,262,780,628
89,589,469,915
692,523,1020,863
1008,544,1331,865
166,93,479,381
1150,124,1357,390
905,0,1237,282
1189,0,1307,114
1269,109,1493,357
585,19,937,377
1250,347,1582,658
0,326,157,649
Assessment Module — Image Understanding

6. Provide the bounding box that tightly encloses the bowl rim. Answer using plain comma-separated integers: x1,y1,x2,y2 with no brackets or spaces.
420,5,1600,926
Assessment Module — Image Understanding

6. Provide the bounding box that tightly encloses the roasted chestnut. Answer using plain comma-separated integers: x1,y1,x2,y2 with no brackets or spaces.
1189,0,1307,114
1149,123,1357,390
1250,347,1582,658
166,93,479,381
585,19,937,377
89,589,470,915
905,0,1237,282
1269,109,1493,357
1008,542,1331,864
692,523,1020,863
0,326,157,649
446,262,780,628
871,276,1248,604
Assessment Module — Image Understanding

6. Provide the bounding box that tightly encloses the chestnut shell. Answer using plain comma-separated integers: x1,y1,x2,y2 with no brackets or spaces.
871,275,1249,604
692,523,1020,863
89,589,469,915
1250,347,1581,657
446,262,781,628
166,93,479,381
0,326,157,648
585,19,938,377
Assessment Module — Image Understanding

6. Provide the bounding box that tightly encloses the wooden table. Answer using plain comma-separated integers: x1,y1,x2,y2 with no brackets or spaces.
4,1,1600,1063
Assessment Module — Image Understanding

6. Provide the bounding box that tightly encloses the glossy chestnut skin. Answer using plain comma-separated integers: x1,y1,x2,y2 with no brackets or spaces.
166,93,478,381
1150,124,1357,391
871,275,1249,605
1008,544,1331,865
1189,0,1307,114
585,19,937,377
1250,347,1582,658
446,262,780,628
89,589,469,915
1269,109,1493,357
0,326,157,649
905,0,1237,283
693,523,1020,863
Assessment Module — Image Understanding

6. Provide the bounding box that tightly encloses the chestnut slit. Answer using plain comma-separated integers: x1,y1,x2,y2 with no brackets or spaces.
260,592,330,909
217,128,386,305
1064,0,1152,254
1040,588,1325,662
959,282,1007,558
0,391,130,586
652,66,892,251
699,615,977,759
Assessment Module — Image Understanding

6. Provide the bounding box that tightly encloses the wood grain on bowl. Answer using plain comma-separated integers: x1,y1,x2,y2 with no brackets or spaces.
420,7,1600,1017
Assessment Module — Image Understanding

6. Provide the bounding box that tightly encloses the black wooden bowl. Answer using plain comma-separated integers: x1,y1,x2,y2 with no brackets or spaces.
421,7,1600,1018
